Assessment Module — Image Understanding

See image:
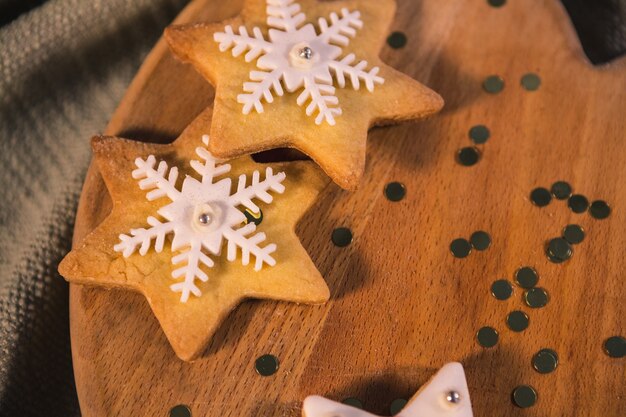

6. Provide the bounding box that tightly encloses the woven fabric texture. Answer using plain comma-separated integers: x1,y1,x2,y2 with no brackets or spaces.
0,0,186,415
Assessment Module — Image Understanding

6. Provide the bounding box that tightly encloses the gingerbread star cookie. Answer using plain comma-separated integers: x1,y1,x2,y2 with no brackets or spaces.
302,363,474,417
165,0,443,190
58,110,330,361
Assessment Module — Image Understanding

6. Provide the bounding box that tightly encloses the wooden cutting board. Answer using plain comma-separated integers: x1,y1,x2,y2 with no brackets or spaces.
69,0,626,416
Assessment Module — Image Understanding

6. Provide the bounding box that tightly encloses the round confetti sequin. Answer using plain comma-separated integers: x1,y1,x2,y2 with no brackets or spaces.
532,349,559,374
491,279,513,300
469,125,490,144
568,194,589,213
546,251,566,264
385,182,406,202
603,336,626,358
512,385,537,408
515,267,538,289
589,200,611,219
342,398,363,409
547,238,572,263
390,398,407,415
487,0,506,7
387,31,407,49
507,310,529,332
477,326,499,348
255,354,279,376
457,147,481,166
332,227,353,247
521,73,541,91
483,75,504,94
530,187,552,207
470,231,491,251
170,405,191,417
244,208,263,225
450,238,472,258
551,181,572,200
562,224,585,244
524,288,549,308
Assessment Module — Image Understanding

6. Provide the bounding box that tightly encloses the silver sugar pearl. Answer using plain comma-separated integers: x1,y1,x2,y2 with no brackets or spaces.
198,213,211,225
445,391,461,404
299,46,313,59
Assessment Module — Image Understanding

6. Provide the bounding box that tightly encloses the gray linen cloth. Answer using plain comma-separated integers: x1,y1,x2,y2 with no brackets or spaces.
0,1,186,415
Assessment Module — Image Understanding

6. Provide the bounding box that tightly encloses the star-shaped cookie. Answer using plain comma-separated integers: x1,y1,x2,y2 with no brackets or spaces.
58,110,330,361
303,363,474,417
165,0,443,190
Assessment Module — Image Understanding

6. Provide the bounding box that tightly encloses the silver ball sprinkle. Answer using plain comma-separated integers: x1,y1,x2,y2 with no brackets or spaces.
299,46,313,59
198,213,211,225
445,390,461,404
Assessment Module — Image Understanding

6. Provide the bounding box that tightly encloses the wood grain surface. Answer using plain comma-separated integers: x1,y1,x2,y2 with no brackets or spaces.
68,0,626,416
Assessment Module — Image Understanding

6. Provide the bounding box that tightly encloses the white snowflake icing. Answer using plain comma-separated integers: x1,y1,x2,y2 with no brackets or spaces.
214,0,384,126
302,363,474,417
113,135,286,302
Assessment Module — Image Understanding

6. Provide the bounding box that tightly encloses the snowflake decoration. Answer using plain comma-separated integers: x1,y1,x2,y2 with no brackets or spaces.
214,0,385,126
114,135,286,302
302,363,474,417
